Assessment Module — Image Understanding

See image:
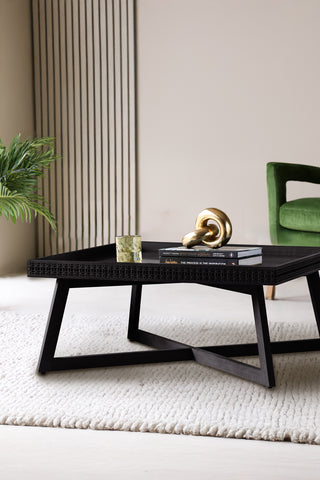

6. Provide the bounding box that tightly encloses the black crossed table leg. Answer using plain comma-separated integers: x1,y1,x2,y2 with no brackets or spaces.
37,273,320,387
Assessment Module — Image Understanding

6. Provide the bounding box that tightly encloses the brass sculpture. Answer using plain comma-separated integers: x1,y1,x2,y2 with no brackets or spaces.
182,208,232,249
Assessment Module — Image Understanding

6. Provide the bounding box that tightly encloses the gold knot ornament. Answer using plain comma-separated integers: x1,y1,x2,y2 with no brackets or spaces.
182,208,232,249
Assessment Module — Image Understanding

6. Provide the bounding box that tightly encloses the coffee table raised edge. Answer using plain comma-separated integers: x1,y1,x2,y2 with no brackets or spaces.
27,242,320,387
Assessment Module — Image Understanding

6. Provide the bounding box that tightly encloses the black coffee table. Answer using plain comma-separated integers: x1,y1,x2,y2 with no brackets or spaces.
27,242,320,387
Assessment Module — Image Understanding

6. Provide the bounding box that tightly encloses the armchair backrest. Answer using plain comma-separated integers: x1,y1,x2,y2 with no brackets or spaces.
267,162,320,244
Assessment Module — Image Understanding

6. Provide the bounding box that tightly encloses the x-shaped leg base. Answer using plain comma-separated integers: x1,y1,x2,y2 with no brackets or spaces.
37,274,320,388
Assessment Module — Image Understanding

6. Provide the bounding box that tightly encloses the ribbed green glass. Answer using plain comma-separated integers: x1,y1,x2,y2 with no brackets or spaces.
116,235,142,263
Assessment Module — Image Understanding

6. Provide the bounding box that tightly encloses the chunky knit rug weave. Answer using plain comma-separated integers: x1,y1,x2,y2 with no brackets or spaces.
0,310,319,444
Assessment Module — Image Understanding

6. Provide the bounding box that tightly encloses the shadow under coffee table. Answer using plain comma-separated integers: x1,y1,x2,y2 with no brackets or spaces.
27,242,320,387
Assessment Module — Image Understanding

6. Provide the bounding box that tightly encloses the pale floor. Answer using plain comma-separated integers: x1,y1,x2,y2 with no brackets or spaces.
0,275,319,479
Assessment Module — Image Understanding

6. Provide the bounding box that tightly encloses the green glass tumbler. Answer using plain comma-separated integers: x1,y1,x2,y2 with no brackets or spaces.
116,235,142,263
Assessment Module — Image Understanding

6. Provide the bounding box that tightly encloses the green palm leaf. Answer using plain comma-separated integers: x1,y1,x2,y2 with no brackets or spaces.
0,183,56,229
0,182,32,223
0,135,58,230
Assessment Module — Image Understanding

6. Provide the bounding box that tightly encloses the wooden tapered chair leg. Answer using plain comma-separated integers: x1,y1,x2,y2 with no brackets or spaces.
266,285,276,300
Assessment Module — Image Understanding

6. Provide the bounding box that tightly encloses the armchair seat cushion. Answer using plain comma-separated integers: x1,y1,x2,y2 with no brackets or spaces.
279,198,320,233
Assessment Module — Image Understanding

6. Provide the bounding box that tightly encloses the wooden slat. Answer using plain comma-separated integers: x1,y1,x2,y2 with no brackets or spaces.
32,0,137,256
32,0,44,256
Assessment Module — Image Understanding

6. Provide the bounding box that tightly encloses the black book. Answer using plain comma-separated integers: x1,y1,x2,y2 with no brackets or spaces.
159,245,262,259
160,255,263,266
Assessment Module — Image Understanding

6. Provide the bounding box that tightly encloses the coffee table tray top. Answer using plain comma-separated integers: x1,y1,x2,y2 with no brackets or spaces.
28,241,320,285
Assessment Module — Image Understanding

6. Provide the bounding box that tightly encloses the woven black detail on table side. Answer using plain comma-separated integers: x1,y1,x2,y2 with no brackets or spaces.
27,241,320,286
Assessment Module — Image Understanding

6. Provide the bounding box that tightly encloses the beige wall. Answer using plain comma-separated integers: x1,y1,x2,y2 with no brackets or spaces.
0,0,35,273
137,0,320,244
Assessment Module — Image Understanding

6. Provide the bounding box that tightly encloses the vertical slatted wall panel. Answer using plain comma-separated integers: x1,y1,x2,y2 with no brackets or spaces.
32,0,137,256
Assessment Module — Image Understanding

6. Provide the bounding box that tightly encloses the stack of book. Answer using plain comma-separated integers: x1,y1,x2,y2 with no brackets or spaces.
159,245,263,266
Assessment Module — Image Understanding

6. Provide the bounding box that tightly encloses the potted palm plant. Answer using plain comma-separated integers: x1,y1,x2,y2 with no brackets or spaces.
0,134,57,229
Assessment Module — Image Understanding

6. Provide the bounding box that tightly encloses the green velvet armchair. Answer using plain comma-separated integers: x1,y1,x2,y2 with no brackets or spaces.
266,162,320,298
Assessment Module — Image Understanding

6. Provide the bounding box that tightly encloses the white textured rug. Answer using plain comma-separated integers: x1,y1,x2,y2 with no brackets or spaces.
0,310,319,444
